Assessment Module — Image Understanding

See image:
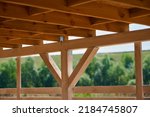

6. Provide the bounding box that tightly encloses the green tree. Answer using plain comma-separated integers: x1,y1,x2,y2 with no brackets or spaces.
85,57,101,79
77,73,92,86
121,54,134,69
128,79,136,85
38,63,57,87
0,59,16,88
93,55,113,86
143,56,150,85
108,64,129,85
21,57,40,87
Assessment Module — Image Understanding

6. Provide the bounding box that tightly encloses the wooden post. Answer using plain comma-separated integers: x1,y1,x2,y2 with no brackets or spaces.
134,42,143,100
16,56,21,99
61,36,73,100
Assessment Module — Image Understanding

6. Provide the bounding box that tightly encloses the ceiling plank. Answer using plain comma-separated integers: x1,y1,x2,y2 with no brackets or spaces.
0,3,129,32
0,28,150,58
0,0,149,26
106,0,150,10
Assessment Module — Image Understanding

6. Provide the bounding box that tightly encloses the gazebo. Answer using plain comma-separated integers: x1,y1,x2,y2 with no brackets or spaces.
0,0,150,100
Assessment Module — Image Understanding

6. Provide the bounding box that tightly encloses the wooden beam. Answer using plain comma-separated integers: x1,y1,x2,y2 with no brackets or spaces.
0,29,36,38
74,86,136,94
69,47,99,87
73,97,136,100
32,34,60,41
134,42,144,100
21,87,61,95
61,49,73,100
6,39,42,45
0,29,150,58
68,0,96,7
61,36,73,100
0,88,16,95
20,97,62,100
68,0,150,10
40,53,62,86
0,43,19,48
1,0,150,25
143,86,150,94
16,56,21,99
0,3,130,32
107,0,150,10
0,20,99,37
129,9,150,18
0,20,65,36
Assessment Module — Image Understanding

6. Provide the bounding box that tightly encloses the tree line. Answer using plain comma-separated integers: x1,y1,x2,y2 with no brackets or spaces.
0,53,150,88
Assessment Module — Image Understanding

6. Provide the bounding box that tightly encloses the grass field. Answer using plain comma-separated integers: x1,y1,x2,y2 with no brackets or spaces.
0,50,149,70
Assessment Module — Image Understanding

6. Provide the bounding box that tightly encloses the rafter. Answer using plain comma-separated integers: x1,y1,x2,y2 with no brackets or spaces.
0,28,150,58
0,29,36,38
106,0,150,10
0,20,65,35
129,9,150,18
0,20,102,37
40,53,62,86
0,0,149,25
0,43,18,48
6,39,41,45
0,3,130,32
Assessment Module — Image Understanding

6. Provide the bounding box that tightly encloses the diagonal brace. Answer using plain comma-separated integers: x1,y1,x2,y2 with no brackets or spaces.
40,53,62,86
69,47,99,87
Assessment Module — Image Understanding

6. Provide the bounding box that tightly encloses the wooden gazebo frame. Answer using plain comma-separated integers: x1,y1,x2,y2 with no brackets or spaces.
0,0,150,100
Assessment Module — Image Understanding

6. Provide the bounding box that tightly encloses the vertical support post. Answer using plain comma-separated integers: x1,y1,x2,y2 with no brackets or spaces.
134,42,143,100
61,36,73,100
16,57,21,99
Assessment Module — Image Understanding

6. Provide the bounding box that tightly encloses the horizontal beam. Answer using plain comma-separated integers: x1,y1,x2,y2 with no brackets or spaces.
20,97,62,100
73,86,136,93
0,29,150,58
0,43,19,48
143,86,150,93
0,86,149,95
22,87,61,94
0,88,16,94
73,97,136,100
0,87,61,95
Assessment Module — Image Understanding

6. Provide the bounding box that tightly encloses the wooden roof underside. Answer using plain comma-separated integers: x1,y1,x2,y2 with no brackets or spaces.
0,0,150,48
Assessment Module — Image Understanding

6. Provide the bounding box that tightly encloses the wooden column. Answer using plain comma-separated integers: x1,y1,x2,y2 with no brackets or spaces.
134,42,143,100
61,36,73,100
16,56,21,99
